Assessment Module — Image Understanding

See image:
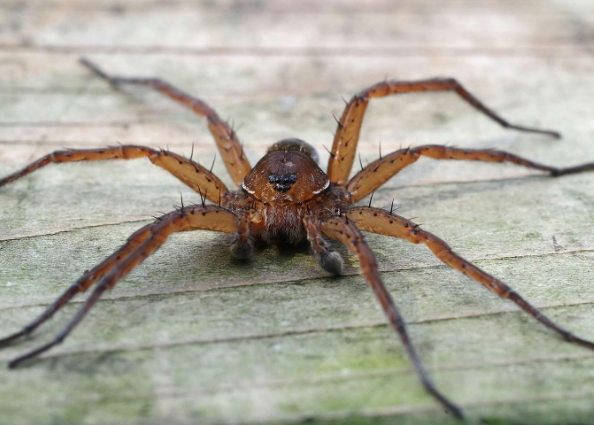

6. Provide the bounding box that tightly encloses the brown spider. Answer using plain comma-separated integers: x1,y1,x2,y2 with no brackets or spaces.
2,58,594,420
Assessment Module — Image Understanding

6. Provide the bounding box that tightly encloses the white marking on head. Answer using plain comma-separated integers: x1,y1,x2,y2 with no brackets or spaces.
312,179,330,195
241,181,255,194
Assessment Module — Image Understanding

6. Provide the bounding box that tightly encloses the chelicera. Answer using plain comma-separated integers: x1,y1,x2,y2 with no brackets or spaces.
2,58,594,419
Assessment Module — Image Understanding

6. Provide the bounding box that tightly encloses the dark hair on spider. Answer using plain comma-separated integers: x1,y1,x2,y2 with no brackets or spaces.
267,138,320,164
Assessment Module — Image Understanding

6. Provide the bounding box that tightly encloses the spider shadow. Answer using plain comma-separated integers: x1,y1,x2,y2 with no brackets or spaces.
274,241,345,279
183,235,339,288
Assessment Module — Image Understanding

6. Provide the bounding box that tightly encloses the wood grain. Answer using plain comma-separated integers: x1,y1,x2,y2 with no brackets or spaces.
1,1,594,424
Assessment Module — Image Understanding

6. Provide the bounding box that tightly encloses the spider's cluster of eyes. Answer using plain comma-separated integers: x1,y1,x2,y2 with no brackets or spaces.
268,173,297,192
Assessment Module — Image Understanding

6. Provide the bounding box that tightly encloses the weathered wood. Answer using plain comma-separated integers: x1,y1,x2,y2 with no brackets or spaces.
1,0,594,424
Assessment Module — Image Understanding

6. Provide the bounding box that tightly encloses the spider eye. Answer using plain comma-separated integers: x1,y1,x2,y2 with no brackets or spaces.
268,173,298,192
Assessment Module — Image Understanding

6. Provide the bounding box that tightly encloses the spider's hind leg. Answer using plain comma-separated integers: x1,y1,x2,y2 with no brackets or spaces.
327,78,561,186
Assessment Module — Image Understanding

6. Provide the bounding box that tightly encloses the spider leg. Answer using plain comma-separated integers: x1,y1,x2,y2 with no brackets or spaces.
80,58,251,186
348,206,594,351
327,79,560,186
230,211,254,260
5,204,238,368
319,215,463,419
0,226,152,347
346,144,594,202
304,215,344,275
0,145,227,202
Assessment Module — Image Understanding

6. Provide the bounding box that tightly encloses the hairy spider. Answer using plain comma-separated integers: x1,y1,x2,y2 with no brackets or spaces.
2,58,594,419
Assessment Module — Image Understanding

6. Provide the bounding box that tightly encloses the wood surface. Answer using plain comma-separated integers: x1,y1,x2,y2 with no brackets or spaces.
1,1,594,424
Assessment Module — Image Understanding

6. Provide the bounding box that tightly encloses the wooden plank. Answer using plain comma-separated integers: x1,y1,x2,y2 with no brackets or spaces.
1,0,594,424
1,0,594,51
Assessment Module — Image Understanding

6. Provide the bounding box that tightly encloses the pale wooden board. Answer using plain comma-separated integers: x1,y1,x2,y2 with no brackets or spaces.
1,1,594,424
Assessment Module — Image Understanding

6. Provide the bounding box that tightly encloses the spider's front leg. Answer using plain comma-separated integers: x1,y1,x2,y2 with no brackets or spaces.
327,79,561,186
80,58,251,186
2,205,238,368
348,206,594,351
318,215,464,419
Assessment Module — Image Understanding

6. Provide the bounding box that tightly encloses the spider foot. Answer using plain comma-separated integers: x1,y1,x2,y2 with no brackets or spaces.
7,338,63,369
314,249,344,276
79,57,113,83
230,238,254,260
565,333,594,351
430,388,465,420
0,327,32,348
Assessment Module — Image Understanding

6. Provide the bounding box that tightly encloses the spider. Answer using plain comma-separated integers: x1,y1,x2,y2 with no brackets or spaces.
2,58,594,420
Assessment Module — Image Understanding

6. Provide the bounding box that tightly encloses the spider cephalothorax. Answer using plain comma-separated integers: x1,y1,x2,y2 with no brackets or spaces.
2,58,594,420
237,143,344,248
